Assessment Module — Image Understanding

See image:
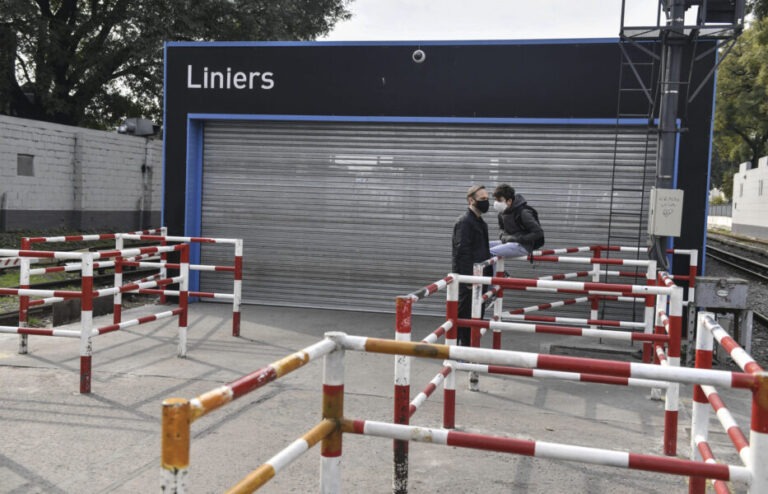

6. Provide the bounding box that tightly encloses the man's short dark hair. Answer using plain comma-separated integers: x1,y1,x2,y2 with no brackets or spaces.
493,184,515,201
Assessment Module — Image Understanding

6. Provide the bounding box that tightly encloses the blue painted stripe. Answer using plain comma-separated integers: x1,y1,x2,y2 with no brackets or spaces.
161,43,168,228
188,113,648,126
167,38,618,48
184,119,203,293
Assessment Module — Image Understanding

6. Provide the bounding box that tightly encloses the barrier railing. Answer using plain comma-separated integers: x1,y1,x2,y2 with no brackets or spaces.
161,331,767,493
391,255,682,491
119,234,243,336
690,311,767,493
0,242,189,393
16,228,167,354
14,228,242,342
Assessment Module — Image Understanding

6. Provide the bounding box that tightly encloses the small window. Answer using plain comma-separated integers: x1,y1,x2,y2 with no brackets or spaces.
739,183,743,197
17,154,34,176
760,180,764,196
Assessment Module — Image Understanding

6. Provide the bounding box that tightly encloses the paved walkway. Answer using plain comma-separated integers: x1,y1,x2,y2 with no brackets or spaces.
0,302,752,493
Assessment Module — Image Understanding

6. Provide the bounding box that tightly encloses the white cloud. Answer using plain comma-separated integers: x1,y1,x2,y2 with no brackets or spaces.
323,0,699,41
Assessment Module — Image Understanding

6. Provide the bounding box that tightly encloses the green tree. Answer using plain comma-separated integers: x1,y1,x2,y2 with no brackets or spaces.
751,0,768,20
0,1,350,129
714,16,768,176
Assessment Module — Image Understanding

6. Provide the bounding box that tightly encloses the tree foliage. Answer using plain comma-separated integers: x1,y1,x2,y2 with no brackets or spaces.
751,0,768,20
0,0,351,129
713,15,768,191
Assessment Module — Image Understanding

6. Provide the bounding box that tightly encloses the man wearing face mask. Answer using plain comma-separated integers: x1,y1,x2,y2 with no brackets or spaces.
451,185,493,356
489,183,544,258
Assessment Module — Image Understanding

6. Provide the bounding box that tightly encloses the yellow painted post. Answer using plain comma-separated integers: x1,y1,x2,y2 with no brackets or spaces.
162,397,191,493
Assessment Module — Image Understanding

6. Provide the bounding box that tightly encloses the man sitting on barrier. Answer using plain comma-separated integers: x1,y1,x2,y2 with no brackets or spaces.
490,183,545,259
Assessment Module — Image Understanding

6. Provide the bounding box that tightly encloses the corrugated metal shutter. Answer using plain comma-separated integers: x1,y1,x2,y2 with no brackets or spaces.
200,120,655,317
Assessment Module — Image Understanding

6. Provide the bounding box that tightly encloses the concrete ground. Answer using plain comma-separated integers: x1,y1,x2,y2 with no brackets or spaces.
0,302,754,493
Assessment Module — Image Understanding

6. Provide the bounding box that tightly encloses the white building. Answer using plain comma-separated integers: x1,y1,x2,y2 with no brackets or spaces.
732,155,768,239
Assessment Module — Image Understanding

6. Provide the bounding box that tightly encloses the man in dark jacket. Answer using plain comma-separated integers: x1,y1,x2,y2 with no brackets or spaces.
490,183,544,257
451,184,492,350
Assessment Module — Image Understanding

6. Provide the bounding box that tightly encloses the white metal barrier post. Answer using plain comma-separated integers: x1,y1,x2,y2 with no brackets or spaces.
321,335,345,493
80,253,94,394
18,238,30,355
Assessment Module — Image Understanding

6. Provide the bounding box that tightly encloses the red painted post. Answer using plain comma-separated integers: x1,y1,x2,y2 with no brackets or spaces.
160,234,168,304
663,286,682,456
444,278,458,429
80,253,94,394
232,239,243,336
178,244,189,358
393,296,412,494
18,237,30,354
320,339,344,492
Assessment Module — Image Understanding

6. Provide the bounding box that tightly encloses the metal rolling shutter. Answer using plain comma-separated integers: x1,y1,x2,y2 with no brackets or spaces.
200,120,655,317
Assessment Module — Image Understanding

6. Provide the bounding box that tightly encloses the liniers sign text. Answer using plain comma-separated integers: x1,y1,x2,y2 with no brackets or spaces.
187,65,275,90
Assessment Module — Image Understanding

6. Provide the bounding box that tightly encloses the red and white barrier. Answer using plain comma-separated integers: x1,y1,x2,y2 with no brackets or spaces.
0,242,189,393
161,324,767,492
120,233,243,336
692,311,768,493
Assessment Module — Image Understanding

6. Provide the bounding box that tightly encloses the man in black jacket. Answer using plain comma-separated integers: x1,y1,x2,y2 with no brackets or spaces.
490,183,544,257
451,184,492,351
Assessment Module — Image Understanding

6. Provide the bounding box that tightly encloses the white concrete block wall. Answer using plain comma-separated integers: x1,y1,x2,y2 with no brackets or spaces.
733,155,768,239
0,114,162,230
79,132,161,211
0,117,76,210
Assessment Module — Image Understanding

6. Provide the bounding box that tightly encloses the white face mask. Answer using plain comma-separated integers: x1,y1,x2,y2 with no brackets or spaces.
493,200,507,213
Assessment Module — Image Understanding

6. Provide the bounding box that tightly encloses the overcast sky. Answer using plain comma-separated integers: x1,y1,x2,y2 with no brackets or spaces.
322,1,697,41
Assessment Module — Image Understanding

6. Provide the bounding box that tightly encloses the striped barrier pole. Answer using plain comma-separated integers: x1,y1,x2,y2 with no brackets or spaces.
690,311,714,494
80,253,94,394
590,256,601,327
233,238,243,336
160,338,337,490
693,437,731,494
113,235,124,324
701,385,750,465
410,365,452,418
342,418,750,486
749,372,768,493
701,314,763,374
393,296,412,494
18,237,30,355
340,333,757,389
492,258,504,350
643,261,657,364
662,285,683,456
503,313,645,329
95,308,184,335
444,277,458,429
227,419,337,493
420,321,451,344
507,296,591,316
321,336,344,493
452,361,670,389
160,232,168,304
457,318,669,345
178,244,189,358
471,263,483,350
538,270,592,281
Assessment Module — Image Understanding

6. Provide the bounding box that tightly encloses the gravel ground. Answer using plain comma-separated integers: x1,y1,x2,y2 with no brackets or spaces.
703,231,768,369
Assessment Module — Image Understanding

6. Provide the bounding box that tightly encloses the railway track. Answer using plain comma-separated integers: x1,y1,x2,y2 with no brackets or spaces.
0,267,160,326
705,243,768,330
706,245,768,281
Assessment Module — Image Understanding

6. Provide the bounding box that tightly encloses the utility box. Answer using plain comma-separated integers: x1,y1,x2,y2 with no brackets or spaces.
648,187,684,237
695,277,749,309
